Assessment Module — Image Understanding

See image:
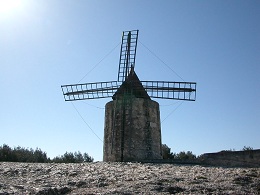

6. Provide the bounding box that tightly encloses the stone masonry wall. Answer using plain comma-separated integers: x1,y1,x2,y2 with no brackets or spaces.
139,150,260,168
199,149,260,167
103,97,162,162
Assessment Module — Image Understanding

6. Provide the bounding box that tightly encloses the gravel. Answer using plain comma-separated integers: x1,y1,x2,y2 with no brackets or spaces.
0,162,259,194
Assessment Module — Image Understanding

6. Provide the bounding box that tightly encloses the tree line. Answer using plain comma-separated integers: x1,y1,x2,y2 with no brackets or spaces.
0,144,94,163
162,144,196,160
161,144,254,160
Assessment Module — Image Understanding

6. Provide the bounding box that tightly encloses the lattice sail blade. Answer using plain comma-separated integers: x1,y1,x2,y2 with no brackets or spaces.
141,81,196,101
61,81,119,101
118,30,139,82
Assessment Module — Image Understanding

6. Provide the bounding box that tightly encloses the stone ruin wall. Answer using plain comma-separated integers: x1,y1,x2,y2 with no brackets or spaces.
103,97,162,162
144,149,260,168
199,149,260,167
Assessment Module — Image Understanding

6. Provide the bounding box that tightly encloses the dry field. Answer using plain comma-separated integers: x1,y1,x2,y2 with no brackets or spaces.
0,162,259,194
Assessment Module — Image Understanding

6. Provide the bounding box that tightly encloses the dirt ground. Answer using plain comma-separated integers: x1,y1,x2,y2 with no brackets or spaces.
0,162,259,194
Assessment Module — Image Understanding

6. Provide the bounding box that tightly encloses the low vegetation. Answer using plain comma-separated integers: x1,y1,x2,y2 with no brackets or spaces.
162,144,254,160
162,144,196,160
0,144,93,163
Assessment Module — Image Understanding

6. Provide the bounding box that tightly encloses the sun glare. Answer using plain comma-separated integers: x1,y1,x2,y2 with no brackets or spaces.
0,0,23,16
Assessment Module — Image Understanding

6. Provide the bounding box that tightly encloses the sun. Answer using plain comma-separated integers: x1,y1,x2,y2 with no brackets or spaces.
0,0,23,16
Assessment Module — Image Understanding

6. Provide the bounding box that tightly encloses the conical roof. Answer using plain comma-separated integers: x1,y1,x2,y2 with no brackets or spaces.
112,69,150,100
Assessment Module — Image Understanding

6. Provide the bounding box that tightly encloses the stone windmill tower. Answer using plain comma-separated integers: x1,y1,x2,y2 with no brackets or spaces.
61,30,196,162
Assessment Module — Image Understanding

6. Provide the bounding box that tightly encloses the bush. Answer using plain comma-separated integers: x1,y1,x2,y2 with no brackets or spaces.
162,144,196,160
52,151,94,163
0,144,93,163
175,151,196,160
0,144,50,163
242,146,253,151
162,144,175,159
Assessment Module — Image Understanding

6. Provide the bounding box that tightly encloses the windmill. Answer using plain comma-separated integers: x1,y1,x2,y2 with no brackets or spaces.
61,30,196,162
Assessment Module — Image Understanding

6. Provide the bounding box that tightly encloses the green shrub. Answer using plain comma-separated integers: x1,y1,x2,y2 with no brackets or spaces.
0,144,93,163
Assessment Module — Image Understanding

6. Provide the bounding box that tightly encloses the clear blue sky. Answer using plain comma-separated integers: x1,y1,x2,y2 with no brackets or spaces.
1,0,259,161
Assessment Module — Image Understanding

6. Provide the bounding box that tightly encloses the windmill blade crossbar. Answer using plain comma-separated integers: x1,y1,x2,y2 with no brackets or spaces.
61,80,196,101
61,81,119,101
141,81,196,101
118,30,139,82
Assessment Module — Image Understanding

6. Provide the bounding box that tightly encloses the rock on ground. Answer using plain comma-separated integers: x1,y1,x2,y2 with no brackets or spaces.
0,162,259,194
